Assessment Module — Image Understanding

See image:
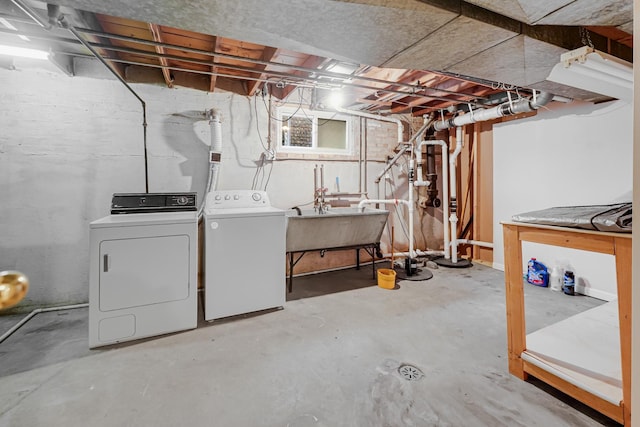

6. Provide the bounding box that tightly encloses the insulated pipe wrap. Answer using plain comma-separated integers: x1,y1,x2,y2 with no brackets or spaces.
530,91,554,109
207,109,223,154
432,91,553,131
199,109,223,216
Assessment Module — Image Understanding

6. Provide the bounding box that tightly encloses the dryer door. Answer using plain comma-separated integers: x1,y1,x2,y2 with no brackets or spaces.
99,235,189,311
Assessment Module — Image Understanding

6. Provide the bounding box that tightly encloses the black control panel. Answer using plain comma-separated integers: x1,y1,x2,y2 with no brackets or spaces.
111,193,197,214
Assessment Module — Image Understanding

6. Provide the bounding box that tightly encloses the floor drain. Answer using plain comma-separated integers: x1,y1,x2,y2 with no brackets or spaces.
398,364,424,381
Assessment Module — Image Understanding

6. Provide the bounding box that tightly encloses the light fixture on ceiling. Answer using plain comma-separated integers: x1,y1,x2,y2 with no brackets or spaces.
320,60,360,83
325,60,360,75
0,45,49,60
547,46,632,102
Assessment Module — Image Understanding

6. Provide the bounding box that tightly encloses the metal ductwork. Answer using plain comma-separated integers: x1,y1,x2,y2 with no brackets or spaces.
433,91,553,131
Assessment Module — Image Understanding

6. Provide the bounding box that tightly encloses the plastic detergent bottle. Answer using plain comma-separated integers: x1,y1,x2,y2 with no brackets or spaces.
526,258,548,287
562,271,575,295
549,265,563,292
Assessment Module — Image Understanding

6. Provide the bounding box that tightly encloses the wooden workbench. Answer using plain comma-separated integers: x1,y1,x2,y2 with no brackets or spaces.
502,221,632,425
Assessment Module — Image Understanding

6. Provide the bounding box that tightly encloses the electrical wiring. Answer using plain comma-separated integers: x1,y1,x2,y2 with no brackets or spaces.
261,86,305,122
254,95,269,152
251,88,281,191
289,199,315,209
263,161,274,190
251,153,264,190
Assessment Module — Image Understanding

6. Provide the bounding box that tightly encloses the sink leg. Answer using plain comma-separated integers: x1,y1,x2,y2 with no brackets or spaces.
371,245,375,279
288,252,294,293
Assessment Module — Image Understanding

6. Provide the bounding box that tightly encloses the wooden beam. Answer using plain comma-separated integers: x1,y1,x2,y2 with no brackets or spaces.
472,123,479,261
148,23,174,88
247,46,278,96
390,95,441,114
389,102,410,114
86,16,128,80
209,36,219,93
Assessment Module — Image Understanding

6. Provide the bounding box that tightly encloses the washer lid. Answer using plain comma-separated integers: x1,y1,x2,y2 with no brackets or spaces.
90,211,198,228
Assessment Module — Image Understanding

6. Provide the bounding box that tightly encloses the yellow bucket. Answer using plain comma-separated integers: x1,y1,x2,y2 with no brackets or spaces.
377,268,396,289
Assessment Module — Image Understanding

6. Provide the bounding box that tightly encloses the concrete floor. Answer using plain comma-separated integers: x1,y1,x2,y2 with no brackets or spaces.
0,263,620,426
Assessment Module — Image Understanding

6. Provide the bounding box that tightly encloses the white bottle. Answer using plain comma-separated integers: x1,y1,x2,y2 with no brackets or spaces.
549,266,563,292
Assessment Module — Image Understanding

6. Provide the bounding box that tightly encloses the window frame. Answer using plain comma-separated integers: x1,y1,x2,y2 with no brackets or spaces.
277,106,352,155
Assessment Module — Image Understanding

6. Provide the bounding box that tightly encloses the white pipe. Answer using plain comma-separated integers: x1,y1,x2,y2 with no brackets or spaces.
449,127,463,264
457,239,494,249
408,159,415,259
0,303,88,344
413,115,434,187
414,138,431,188
359,198,416,257
198,109,223,216
415,139,450,260
433,91,553,131
208,108,223,152
358,199,409,211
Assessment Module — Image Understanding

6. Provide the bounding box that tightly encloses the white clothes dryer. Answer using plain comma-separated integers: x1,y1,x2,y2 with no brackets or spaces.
89,211,198,348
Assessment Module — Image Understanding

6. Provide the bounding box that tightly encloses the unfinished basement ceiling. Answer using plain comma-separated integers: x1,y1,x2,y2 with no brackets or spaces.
0,0,634,113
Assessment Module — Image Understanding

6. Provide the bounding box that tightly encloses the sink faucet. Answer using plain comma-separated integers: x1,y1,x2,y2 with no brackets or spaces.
314,164,328,214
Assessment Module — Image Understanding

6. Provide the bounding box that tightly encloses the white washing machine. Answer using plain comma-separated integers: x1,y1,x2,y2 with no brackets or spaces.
204,190,285,321
89,211,198,348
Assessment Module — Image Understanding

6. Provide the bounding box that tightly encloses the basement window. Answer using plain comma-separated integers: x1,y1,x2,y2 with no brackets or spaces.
278,107,351,154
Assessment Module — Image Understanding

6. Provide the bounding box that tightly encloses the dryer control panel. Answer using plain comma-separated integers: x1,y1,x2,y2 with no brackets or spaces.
205,190,271,210
111,192,197,214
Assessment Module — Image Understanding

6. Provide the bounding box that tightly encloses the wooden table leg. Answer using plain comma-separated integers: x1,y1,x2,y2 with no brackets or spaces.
503,224,527,380
614,237,632,425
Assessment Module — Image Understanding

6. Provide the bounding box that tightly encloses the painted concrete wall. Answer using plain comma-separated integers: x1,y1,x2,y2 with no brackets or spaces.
493,100,633,301
1,59,446,308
